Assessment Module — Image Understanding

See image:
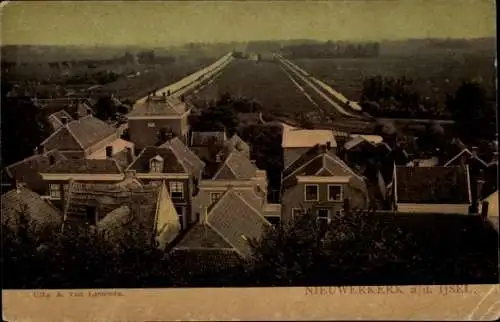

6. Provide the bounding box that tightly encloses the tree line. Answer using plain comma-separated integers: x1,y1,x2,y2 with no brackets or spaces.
281,41,380,59
3,201,498,289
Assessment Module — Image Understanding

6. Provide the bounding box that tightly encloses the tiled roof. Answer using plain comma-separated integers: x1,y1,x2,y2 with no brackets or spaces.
160,137,205,174
40,115,116,151
395,166,470,204
1,187,62,240
128,95,187,117
64,180,160,233
127,146,188,174
4,150,66,194
190,131,227,147
344,136,378,151
48,110,73,131
87,138,134,160
173,223,233,249
169,248,243,275
443,149,489,168
212,151,257,180
44,158,123,174
225,134,251,155
204,189,271,258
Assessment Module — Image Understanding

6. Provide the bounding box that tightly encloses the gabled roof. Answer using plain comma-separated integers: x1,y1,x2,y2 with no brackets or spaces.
4,150,67,194
395,166,471,204
159,137,205,174
444,148,489,168
126,146,188,174
1,187,62,240
225,134,250,154
344,135,378,151
128,95,188,117
179,189,270,258
190,131,227,147
212,151,258,180
44,158,123,174
40,115,116,151
48,109,74,131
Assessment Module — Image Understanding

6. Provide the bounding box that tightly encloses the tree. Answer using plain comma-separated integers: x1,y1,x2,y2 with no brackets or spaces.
449,81,496,143
1,97,53,166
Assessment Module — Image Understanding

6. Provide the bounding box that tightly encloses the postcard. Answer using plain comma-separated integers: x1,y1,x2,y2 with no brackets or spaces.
1,0,498,320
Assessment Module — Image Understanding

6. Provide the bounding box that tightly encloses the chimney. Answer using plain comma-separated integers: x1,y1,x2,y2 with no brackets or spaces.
49,155,56,165
162,92,166,97
471,146,478,155
87,108,93,116
326,141,331,150
105,146,113,158
476,177,485,203
492,151,498,163
414,160,420,167
33,146,39,155
61,116,69,125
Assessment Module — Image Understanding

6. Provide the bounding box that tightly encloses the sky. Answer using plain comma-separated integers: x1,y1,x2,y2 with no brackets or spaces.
1,0,496,46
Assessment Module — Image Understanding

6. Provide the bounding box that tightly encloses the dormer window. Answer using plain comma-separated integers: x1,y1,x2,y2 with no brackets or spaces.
150,155,164,173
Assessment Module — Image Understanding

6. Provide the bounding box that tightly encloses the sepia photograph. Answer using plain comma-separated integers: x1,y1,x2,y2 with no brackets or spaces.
1,0,498,320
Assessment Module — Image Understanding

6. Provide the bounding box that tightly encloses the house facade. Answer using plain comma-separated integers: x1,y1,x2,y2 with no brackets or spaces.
281,144,369,225
126,141,205,230
127,94,191,149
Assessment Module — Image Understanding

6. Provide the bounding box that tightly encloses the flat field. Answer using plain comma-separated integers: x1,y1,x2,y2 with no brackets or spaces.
292,53,496,103
187,59,331,118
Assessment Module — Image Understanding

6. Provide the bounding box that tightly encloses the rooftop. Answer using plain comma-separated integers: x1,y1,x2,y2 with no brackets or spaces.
44,158,123,175
128,95,188,117
159,137,205,174
281,123,336,148
127,146,188,174
395,166,471,204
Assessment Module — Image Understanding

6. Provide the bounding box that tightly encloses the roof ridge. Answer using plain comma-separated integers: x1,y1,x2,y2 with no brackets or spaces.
232,190,272,227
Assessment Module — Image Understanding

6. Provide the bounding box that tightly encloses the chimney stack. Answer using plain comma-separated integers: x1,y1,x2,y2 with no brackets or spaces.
87,108,93,116
162,92,166,97
480,201,489,219
471,146,478,155
326,141,331,150
49,155,56,165
491,151,498,163
33,146,39,155
105,146,113,159
61,116,69,125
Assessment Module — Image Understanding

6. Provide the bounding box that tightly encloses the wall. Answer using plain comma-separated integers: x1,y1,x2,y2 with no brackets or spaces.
155,183,181,249
128,118,187,150
281,180,367,225
396,203,470,215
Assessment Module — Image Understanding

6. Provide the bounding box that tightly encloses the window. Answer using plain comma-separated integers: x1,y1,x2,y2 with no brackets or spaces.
49,184,61,199
317,208,330,219
210,192,223,205
150,160,163,173
147,122,156,128
175,206,184,229
328,185,343,201
169,181,184,199
304,184,319,201
292,208,304,220
85,206,96,226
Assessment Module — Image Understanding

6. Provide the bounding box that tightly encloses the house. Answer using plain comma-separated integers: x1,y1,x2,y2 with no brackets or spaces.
1,186,63,242
342,134,383,165
281,143,369,225
194,149,280,224
189,130,228,162
39,158,125,209
63,178,180,250
126,142,205,230
36,98,94,119
38,114,121,159
393,165,472,214
170,188,271,272
281,122,337,169
127,93,191,149
86,139,136,169
47,109,74,132
2,149,66,195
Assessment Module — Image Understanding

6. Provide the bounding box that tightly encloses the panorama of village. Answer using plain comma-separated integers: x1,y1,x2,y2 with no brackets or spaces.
2,2,498,289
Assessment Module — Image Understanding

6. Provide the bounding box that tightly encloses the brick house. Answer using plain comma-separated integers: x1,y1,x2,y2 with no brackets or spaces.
39,158,125,209
170,188,272,272
393,165,472,214
127,93,191,150
125,141,205,230
281,144,369,225
2,149,66,194
38,114,122,159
